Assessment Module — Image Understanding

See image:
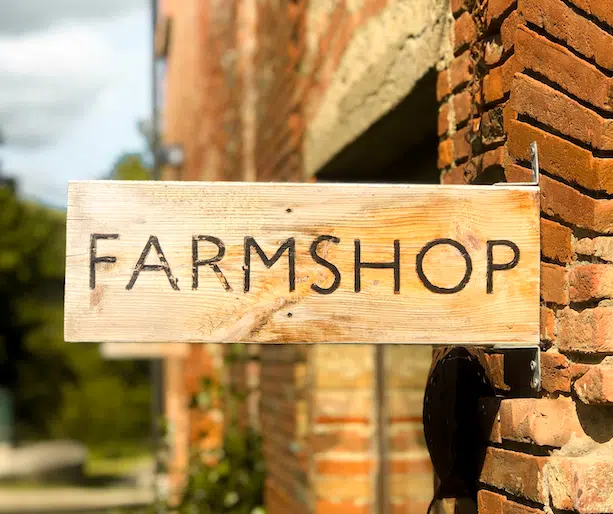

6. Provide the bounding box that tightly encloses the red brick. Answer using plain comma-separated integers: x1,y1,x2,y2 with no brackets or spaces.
438,102,450,136
507,164,613,234
316,500,370,514
499,397,584,446
478,490,543,514
453,89,473,125
507,120,601,191
388,425,426,452
451,0,474,17
541,351,574,392
441,166,467,184
566,0,613,31
316,459,371,475
438,139,454,169
437,70,452,102
541,218,574,264
500,9,521,52
515,26,613,113
546,449,613,513
450,50,473,91
312,428,371,453
512,74,613,151
486,0,516,26
569,264,613,302
520,0,613,72
452,125,472,161
541,262,569,305
574,360,613,404
480,447,547,503
389,500,432,514
483,55,520,105
540,306,556,342
557,306,613,353
576,236,613,262
454,12,477,54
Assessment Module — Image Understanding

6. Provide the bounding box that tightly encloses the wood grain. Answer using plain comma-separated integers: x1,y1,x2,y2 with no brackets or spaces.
65,181,540,345
99,342,190,359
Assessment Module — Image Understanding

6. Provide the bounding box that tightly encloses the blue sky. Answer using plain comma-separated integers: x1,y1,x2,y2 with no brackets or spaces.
0,1,150,208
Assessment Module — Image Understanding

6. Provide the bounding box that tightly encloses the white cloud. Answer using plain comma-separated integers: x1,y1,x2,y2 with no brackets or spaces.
0,0,144,34
0,1,148,149
0,25,116,147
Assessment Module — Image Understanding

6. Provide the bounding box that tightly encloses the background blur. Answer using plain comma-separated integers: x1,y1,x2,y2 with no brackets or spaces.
0,1,157,512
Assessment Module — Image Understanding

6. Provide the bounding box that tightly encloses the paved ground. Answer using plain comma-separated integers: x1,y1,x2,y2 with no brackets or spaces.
0,486,154,513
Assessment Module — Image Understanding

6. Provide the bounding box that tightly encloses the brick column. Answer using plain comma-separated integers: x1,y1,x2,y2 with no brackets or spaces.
438,1,613,512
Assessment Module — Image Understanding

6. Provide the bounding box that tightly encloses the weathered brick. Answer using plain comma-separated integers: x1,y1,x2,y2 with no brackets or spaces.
453,89,473,125
478,490,543,514
513,74,613,151
486,0,516,27
315,476,371,501
569,264,613,302
541,306,556,342
437,70,452,102
453,125,472,161
441,165,467,185
316,500,370,514
451,0,474,16
557,306,613,353
312,427,372,453
520,0,613,72
387,390,423,421
316,459,371,475
546,448,613,513
450,50,473,91
454,12,477,54
576,236,613,262
438,102,450,136
508,164,613,234
314,345,373,389
566,0,613,30
507,120,610,193
388,424,426,452
438,139,454,169
500,9,521,51
515,26,613,113
574,359,613,404
499,397,585,446
480,447,547,503
541,218,574,264
314,391,372,423
541,351,573,392
483,55,520,105
541,262,569,305
481,103,507,145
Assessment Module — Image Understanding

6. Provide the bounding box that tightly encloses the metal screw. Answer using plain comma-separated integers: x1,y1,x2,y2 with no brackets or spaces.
530,376,540,390
530,360,536,371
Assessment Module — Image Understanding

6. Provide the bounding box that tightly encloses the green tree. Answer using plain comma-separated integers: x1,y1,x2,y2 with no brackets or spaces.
108,153,152,181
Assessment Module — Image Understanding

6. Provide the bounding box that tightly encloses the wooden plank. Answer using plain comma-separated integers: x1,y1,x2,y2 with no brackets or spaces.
65,181,540,345
99,342,190,359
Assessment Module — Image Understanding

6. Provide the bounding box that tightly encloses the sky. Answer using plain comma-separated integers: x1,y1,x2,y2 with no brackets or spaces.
0,0,151,208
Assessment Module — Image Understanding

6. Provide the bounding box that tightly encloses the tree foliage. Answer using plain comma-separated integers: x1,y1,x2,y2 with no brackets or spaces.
0,154,153,450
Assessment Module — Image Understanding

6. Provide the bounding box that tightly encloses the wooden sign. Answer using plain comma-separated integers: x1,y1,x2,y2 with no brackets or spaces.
65,181,540,346
100,342,190,359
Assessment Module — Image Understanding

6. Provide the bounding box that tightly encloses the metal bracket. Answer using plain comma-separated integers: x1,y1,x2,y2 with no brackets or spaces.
491,345,541,393
494,141,540,186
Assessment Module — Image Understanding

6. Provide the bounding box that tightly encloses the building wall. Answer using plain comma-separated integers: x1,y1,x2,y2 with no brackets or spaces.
438,1,613,512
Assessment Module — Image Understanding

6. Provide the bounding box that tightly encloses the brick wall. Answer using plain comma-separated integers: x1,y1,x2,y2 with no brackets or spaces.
438,1,613,512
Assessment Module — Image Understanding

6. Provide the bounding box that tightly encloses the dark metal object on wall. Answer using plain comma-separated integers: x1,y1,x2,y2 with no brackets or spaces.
423,347,496,505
